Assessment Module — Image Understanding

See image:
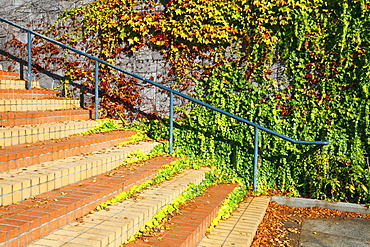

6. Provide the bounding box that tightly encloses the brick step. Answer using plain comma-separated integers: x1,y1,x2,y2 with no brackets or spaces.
0,70,21,83
0,89,59,100
0,99,79,112
126,183,239,247
0,129,136,173
122,192,270,247
0,80,40,90
0,71,41,90
0,120,105,147
0,155,178,247
28,167,209,247
0,109,92,127
0,71,20,81
0,141,158,206
197,196,270,247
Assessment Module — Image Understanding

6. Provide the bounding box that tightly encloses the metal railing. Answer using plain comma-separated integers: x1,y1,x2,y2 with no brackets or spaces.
0,18,329,191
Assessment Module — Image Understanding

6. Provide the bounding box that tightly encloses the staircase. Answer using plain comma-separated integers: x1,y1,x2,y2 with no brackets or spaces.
0,71,269,247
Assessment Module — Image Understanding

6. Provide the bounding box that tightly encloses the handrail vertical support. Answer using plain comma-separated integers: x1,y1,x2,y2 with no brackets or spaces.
0,19,330,194
253,126,259,191
27,31,32,90
169,92,174,154
94,60,99,120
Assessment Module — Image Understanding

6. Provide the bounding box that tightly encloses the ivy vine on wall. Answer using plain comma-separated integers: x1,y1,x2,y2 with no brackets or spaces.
5,0,370,203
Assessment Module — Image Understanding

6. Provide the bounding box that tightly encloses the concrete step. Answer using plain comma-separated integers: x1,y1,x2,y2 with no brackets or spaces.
0,89,59,100
0,99,79,112
28,167,210,247
0,120,105,147
0,141,158,206
0,155,178,247
0,129,136,173
0,109,92,127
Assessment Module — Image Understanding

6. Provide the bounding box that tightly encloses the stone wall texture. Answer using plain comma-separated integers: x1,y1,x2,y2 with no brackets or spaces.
0,1,284,118
0,0,180,117
0,0,94,85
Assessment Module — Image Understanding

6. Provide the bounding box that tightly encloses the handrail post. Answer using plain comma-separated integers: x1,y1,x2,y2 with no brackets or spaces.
0,18,330,179
94,60,99,120
253,126,259,191
169,91,174,154
27,31,32,89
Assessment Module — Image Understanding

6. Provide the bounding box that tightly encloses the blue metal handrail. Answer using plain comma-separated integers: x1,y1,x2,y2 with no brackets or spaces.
0,18,329,191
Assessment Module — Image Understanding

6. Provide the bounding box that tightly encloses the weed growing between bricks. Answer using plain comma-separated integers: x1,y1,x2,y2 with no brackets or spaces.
124,182,241,246
86,144,201,214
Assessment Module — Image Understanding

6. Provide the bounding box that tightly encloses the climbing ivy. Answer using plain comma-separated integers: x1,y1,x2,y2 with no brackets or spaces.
166,63,369,203
5,0,370,203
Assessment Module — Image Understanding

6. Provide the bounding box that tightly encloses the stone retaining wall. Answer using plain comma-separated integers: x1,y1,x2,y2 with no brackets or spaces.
0,1,285,118
0,0,179,117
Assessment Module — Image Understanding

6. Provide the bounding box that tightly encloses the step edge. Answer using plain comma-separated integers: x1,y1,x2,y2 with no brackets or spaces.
28,168,210,247
0,150,171,247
